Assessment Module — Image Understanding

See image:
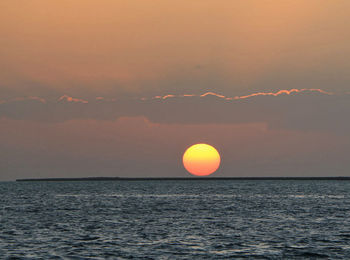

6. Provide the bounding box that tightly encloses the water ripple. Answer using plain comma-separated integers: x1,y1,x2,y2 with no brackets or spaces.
1,180,350,258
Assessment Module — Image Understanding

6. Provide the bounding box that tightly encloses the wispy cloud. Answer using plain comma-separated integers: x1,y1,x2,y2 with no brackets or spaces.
200,92,228,99
233,89,333,100
0,96,47,105
0,88,348,135
142,88,333,101
0,88,334,105
58,95,88,104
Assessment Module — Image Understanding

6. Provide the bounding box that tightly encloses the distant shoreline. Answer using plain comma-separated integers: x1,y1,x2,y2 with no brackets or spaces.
16,177,350,182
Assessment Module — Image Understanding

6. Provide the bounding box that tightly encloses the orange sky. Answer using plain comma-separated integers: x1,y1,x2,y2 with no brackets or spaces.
1,116,348,180
1,1,350,180
1,0,350,98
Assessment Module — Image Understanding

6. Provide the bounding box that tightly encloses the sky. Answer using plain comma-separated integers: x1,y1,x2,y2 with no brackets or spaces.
1,0,350,180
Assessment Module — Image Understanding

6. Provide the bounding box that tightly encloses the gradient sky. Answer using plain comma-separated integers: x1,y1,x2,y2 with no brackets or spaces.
1,0,350,180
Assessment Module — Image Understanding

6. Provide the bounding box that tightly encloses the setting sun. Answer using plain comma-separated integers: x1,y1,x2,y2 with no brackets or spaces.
183,144,221,176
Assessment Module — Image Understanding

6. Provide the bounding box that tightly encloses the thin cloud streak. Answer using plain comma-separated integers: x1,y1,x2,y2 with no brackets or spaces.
0,96,47,105
143,88,333,101
1,88,348,135
233,88,333,99
58,95,89,104
0,88,333,105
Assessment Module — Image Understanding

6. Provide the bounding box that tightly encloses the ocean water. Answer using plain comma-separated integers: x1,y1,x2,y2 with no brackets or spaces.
1,180,350,259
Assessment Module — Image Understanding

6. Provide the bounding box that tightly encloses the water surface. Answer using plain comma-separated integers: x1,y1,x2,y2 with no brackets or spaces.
1,180,350,259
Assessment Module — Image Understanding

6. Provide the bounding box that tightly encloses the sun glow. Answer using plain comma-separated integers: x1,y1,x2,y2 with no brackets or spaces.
183,144,221,176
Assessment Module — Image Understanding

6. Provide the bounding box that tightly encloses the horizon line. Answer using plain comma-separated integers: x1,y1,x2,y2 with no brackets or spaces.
15,176,350,182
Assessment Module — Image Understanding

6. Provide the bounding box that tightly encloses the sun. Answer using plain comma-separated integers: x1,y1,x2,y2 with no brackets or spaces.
183,143,221,176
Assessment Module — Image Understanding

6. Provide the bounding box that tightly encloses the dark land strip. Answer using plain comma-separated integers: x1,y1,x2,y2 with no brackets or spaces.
16,177,350,181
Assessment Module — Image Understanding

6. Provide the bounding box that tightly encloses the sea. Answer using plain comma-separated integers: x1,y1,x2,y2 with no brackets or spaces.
1,180,350,259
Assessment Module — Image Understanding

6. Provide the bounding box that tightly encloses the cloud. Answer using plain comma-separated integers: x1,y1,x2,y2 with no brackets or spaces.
58,95,88,104
0,96,47,105
0,89,349,180
143,88,333,101
0,89,349,135
232,88,333,99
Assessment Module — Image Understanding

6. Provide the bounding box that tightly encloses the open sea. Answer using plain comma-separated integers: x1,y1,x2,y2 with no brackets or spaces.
1,180,350,259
